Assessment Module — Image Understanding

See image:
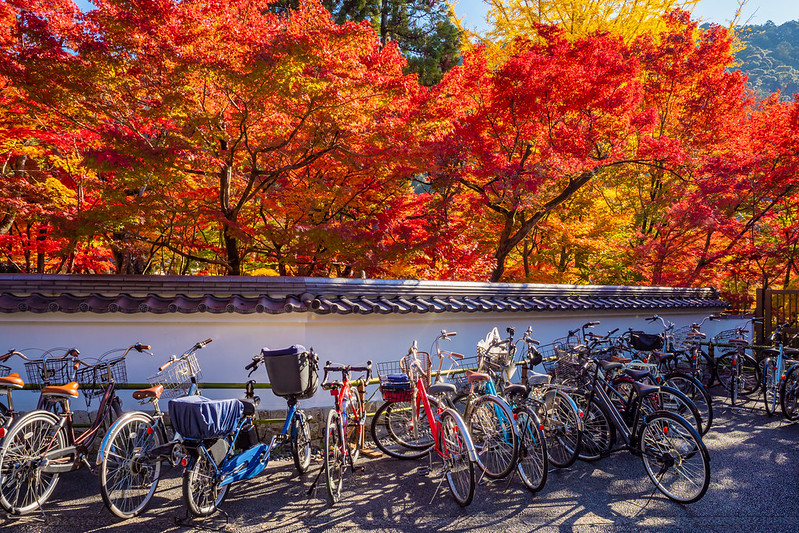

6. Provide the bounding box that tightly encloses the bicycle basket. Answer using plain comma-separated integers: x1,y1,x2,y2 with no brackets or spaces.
669,326,693,351
262,345,318,399
24,355,75,390
147,352,203,399
0,364,10,377
76,355,127,405
377,360,414,402
712,329,739,344
628,331,664,352
552,333,581,352
540,343,582,385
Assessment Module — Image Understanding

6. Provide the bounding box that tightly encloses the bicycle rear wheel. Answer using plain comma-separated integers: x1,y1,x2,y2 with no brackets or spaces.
370,399,434,459
183,447,228,517
716,352,761,397
780,364,799,421
344,388,364,465
540,389,582,468
0,411,65,514
571,391,615,461
439,410,475,506
466,395,517,479
663,373,713,435
291,410,312,473
324,409,344,503
99,412,164,519
640,411,710,503
514,406,548,493
762,358,780,416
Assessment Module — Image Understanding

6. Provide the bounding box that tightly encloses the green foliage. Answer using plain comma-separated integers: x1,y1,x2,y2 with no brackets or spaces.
734,20,799,99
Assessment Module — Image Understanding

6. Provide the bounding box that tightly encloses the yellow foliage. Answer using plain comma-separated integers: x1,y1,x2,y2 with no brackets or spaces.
457,0,701,63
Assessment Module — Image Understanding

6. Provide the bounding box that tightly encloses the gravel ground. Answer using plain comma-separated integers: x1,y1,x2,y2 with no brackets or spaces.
2,395,798,533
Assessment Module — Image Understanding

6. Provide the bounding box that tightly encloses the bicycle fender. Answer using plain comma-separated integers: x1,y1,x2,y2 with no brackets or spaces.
95,410,156,466
441,407,478,463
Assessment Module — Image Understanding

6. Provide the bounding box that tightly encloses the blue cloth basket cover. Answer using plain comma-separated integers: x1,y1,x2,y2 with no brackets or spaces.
169,395,243,440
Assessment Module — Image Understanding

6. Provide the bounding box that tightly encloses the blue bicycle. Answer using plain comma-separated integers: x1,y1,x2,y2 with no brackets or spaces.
173,345,317,517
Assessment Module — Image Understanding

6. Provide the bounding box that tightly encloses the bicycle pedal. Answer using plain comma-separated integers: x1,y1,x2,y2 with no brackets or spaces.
351,465,365,473
416,466,431,476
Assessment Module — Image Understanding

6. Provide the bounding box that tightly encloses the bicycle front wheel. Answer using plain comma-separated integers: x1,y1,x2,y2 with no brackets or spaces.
324,409,344,503
639,411,710,503
0,411,65,514
183,449,228,517
514,406,548,493
466,395,517,479
100,412,164,519
370,399,434,459
291,410,312,474
780,364,799,421
439,410,475,506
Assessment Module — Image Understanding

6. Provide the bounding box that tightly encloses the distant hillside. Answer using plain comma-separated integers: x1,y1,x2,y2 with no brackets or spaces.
734,20,799,99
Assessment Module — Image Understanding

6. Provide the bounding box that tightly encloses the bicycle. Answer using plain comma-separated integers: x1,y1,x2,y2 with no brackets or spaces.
370,334,478,506
472,326,577,473
666,315,719,388
574,350,711,503
0,343,149,515
175,344,317,517
760,321,799,416
713,322,762,406
96,339,209,519
313,360,372,503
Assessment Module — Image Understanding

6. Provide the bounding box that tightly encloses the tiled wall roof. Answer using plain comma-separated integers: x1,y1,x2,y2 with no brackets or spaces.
0,275,728,315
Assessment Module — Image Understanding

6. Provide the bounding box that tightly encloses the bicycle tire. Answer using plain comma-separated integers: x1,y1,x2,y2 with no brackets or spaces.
540,388,582,469
344,387,364,465
370,399,435,459
0,410,65,514
571,391,615,461
99,412,164,519
466,394,517,479
514,405,548,493
639,411,710,503
663,373,713,435
291,410,312,474
182,447,228,517
715,352,761,397
324,408,344,503
780,364,799,421
439,409,475,506
762,357,780,416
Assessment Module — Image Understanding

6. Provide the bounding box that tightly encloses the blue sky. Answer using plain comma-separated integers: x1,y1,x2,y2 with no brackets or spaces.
453,0,799,33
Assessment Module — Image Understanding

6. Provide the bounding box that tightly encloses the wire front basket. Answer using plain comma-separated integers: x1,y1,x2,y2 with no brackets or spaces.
0,364,10,377
541,343,583,385
24,353,76,390
147,353,203,399
376,359,414,402
669,326,694,351
712,329,740,344
76,356,127,406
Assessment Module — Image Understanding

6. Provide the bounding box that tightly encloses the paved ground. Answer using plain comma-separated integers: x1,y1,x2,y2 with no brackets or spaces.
2,395,798,532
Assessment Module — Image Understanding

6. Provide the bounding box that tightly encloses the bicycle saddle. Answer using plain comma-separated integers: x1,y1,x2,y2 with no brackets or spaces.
41,381,80,399
465,370,490,383
132,384,164,400
630,380,659,396
728,338,749,345
526,372,551,386
598,360,623,372
0,372,24,389
427,382,457,396
624,368,650,381
504,384,528,396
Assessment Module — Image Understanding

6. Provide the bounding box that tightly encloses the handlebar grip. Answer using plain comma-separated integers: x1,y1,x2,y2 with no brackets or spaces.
450,352,465,359
198,338,213,348
140,344,151,350
159,359,174,372
245,358,259,371
568,328,579,336
443,331,457,337
608,328,619,336
526,338,540,345
645,316,657,322
0,350,12,363
584,321,600,327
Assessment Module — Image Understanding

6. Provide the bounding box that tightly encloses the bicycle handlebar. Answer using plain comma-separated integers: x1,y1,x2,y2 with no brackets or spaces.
321,360,373,388
160,339,212,371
